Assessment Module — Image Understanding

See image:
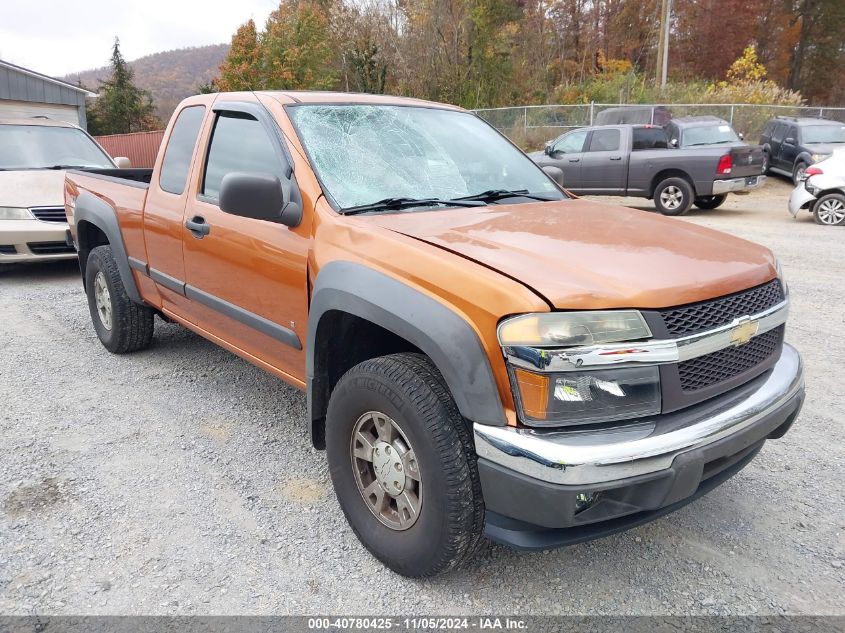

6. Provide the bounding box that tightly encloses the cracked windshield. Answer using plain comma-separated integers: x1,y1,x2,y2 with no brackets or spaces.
289,105,562,210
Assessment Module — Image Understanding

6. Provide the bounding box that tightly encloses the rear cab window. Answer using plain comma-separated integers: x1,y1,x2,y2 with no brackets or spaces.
632,127,669,150
159,106,206,195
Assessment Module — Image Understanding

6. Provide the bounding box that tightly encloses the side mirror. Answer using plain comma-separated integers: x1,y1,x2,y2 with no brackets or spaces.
784,137,795,145
669,138,679,148
542,165,565,187
738,132,745,141
219,172,302,227
114,156,131,169
544,142,553,156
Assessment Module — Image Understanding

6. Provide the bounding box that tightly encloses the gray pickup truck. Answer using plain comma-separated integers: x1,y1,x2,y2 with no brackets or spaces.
530,124,765,215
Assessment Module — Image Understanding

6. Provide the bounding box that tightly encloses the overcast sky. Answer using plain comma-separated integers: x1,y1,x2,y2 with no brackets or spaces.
0,0,279,78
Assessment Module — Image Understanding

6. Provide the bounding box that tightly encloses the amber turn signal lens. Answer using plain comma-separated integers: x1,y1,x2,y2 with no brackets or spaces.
512,368,550,420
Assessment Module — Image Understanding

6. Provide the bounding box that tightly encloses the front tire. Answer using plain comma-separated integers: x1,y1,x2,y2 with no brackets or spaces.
654,177,694,216
85,245,154,353
813,193,845,226
325,353,484,577
793,161,808,186
694,194,728,210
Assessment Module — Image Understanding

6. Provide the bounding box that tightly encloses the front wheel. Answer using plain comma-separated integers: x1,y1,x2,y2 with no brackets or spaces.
813,193,845,226
793,161,808,186
654,177,694,216
325,353,484,577
694,194,728,210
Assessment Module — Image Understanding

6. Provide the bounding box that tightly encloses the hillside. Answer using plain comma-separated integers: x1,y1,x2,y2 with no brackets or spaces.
64,44,229,123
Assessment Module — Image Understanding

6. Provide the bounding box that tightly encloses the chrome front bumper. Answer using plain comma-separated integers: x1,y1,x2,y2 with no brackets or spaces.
475,343,803,486
712,174,766,195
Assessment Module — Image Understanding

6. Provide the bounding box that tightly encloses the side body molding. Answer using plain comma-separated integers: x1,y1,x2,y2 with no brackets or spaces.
307,261,507,442
73,190,143,304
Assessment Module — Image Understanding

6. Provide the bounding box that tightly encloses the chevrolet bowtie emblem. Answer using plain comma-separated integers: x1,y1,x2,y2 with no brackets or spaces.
730,317,759,346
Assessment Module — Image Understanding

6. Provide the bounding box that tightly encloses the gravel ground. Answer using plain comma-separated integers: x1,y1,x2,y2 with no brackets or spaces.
0,176,843,616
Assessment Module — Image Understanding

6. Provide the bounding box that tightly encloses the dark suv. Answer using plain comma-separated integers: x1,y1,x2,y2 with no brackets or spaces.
760,116,845,184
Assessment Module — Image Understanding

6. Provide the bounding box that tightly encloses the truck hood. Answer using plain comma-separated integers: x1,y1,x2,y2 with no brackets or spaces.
367,199,777,309
0,170,66,207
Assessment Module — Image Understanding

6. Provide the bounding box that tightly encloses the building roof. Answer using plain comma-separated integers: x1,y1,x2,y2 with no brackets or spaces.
0,59,96,98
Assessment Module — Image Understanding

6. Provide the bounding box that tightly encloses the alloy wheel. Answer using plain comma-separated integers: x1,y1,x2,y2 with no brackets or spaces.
816,198,845,225
350,411,422,530
93,271,113,330
660,185,683,210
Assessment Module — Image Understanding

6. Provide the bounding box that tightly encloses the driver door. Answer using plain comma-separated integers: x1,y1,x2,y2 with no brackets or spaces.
545,129,588,191
181,97,311,383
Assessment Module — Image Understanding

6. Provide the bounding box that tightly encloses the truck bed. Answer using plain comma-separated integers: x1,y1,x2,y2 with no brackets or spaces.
64,169,152,261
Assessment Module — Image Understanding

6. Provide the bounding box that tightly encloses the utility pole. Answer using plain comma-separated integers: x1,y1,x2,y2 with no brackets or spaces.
655,0,672,90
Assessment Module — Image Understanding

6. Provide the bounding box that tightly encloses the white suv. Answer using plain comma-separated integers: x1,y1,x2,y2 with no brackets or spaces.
0,118,121,263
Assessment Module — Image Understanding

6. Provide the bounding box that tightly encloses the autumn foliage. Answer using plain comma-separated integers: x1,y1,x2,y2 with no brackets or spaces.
210,0,844,108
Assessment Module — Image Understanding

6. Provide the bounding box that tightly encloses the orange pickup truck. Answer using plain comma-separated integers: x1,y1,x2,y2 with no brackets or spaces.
65,91,804,577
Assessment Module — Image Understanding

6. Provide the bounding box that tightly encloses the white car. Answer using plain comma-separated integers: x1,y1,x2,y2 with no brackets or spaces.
788,148,845,226
0,118,128,264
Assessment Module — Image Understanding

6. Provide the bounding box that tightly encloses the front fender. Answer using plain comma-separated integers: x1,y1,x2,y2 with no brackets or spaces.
307,261,507,438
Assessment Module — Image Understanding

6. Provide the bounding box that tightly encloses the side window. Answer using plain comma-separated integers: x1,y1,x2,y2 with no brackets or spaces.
786,127,798,144
632,127,668,150
554,129,588,154
159,106,206,195
587,129,621,152
771,123,787,143
202,112,285,200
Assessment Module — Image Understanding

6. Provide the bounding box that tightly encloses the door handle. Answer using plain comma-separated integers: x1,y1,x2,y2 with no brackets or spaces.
185,216,210,239
568,158,580,163
610,156,622,161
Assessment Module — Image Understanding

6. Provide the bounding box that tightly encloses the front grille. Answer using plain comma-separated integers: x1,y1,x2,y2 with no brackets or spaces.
678,325,783,391
0,245,16,254
30,206,68,223
27,241,75,255
660,279,784,337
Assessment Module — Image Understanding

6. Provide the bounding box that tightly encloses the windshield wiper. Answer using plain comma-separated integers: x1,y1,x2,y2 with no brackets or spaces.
454,189,557,203
339,197,485,216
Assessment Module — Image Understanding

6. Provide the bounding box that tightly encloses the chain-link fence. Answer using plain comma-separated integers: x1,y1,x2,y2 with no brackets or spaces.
474,103,845,150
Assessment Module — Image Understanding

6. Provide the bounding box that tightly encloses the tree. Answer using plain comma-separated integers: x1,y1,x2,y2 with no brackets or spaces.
87,38,160,135
261,0,337,90
215,19,263,91
345,40,388,93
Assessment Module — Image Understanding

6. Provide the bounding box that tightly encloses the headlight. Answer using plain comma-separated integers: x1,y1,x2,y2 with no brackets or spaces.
500,310,659,425
497,310,651,348
510,365,661,425
0,206,34,220
811,153,831,163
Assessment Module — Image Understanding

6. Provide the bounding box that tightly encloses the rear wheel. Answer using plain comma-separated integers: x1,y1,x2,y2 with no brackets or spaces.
85,245,154,353
793,161,808,186
694,194,728,210
654,177,694,216
813,193,845,226
325,353,484,577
